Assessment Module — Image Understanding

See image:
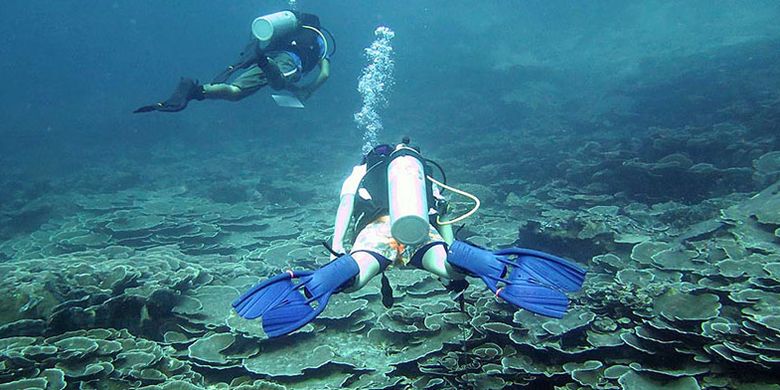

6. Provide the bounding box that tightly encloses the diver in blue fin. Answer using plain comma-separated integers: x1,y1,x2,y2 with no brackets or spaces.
233,138,586,337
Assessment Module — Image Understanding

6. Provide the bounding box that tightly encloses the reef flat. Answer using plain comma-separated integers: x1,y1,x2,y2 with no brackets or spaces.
1,110,779,389
1,24,779,390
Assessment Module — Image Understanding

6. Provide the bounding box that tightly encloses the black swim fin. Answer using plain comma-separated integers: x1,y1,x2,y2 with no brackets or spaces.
133,77,204,113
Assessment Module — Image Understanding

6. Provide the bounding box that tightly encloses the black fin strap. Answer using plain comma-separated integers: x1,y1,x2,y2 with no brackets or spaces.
446,279,470,313
380,272,394,309
322,241,344,257
350,249,394,308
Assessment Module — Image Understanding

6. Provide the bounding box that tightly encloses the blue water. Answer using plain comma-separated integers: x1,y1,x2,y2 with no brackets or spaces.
2,1,777,164
1,1,779,388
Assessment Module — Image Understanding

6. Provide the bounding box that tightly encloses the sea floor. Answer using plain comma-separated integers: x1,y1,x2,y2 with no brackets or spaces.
1,116,778,389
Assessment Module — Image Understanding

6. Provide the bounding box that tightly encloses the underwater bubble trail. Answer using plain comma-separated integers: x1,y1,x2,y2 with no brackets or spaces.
355,26,395,155
287,0,297,10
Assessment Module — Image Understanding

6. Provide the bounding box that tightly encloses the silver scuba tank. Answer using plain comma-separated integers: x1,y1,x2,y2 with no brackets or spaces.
387,146,429,245
251,11,298,46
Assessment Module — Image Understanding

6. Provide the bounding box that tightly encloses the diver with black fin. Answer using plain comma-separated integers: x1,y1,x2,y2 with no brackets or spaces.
134,10,333,113
232,137,587,338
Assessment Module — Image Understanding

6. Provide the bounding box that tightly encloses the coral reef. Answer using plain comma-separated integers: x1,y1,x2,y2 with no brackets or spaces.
1,24,779,390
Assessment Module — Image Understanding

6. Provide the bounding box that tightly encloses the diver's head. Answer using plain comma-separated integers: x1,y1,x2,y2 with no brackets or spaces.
362,143,394,166
398,136,420,153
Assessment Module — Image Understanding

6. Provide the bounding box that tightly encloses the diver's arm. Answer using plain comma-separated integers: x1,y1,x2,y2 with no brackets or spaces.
289,58,330,100
331,193,354,259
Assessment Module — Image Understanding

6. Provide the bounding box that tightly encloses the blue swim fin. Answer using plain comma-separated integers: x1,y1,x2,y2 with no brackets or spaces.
261,285,329,337
232,254,360,338
446,240,507,293
447,240,585,318
232,272,299,319
495,248,586,292
498,268,570,318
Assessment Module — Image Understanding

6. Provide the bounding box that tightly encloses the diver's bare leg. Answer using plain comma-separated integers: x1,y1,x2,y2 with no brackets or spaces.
202,84,253,101
419,243,464,280
347,251,384,291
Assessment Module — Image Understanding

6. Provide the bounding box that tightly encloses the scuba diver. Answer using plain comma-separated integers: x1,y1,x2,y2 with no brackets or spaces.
134,10,332,113
233,138,587,338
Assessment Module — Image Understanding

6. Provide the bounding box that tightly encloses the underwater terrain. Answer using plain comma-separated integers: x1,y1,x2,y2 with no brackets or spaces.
1,1,780,389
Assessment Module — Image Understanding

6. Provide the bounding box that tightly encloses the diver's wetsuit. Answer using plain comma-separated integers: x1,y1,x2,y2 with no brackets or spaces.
208,22,328,100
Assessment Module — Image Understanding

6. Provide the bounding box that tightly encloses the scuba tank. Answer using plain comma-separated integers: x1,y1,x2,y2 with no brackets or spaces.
387,145,430,245
251,11,298,46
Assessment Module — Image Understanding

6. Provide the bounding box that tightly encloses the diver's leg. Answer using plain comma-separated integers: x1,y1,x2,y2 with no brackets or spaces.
203,65,267,101
202,53,298,101
410,242,465,280
418,243,464,280
409,225,465,280
202,84,247,101
349,251,386,290
344,217,398,291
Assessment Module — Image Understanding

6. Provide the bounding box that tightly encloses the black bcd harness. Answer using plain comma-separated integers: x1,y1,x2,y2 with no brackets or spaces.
212,11,330,83
351,146,447,236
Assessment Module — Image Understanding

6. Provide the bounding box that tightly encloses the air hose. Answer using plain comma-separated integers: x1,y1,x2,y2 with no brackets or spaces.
426,176,481,225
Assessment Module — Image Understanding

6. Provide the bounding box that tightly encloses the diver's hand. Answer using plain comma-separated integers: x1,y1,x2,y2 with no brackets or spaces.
257,55,287,91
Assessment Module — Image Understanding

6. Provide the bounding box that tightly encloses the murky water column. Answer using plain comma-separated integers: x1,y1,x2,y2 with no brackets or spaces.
355,26,396,155
287,0,297,10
